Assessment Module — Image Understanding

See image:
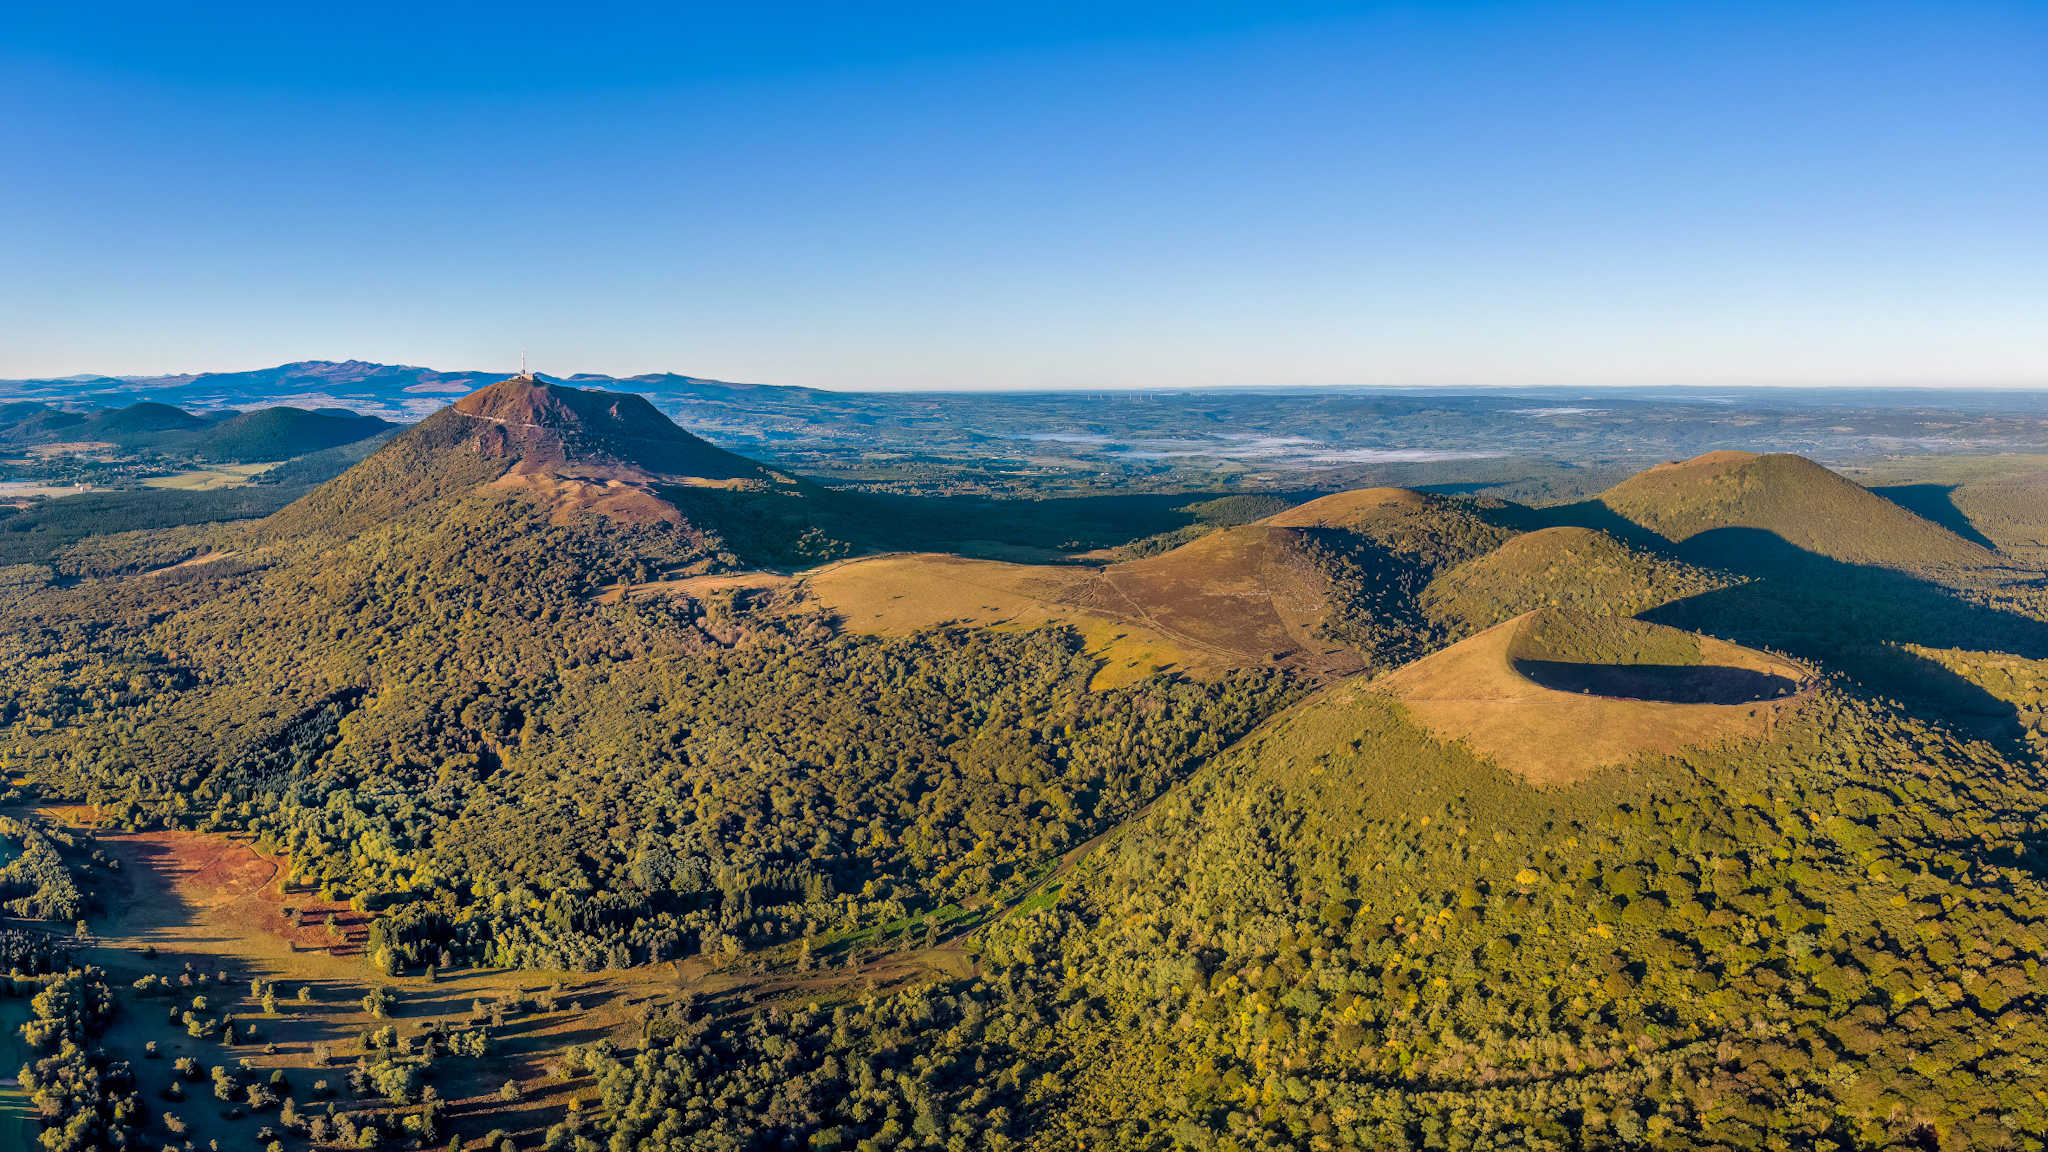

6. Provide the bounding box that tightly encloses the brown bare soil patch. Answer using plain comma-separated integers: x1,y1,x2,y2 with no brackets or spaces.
1378,609,1816,786
1060,525,1366,676
146,550,242,575
488,469,698,526
90,829,382,963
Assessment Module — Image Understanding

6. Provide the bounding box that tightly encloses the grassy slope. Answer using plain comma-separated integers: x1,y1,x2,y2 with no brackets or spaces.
1380,611,1809,785
1952,474,2048,566
786,553,1207,689
11,450,2048,1151
1508,609,1705,666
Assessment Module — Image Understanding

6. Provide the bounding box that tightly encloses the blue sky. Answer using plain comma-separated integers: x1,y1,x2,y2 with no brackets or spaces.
2,1,2043,390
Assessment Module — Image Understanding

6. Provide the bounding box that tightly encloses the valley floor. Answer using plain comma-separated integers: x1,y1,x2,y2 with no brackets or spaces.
48,807,973,1151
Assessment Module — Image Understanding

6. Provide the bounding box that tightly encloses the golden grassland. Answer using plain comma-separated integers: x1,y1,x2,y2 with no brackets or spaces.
141,462,280,491
603,527,1370,690
1378,609,1815,786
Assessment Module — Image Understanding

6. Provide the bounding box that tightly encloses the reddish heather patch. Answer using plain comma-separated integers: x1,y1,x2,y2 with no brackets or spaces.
94,830,374,956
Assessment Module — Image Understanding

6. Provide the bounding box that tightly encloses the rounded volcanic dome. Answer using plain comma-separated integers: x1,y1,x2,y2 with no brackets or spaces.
453,377,681,440
1378,608,1814,786
1502,608,1704,671
1597,450,1996,572
1640,449,1759,474
1437,524,1617,569
441,376,787,484
263,374,795,539
1417,527,1734,640
1261,487,1431,529
1074,523,1368,676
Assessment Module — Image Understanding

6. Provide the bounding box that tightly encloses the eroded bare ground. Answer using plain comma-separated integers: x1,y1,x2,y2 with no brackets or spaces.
596,537,1369,690
65,812,966,1151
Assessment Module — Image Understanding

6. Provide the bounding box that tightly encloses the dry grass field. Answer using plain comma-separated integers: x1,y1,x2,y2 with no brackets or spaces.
609,529,1370,689
141,462,279,490
1060,525,1366,677
1378,608,1816,786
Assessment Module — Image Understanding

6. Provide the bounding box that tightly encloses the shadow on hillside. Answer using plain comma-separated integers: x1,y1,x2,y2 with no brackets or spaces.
686,486,1335,569
1634,527,2047,740
840,490,1275,556
103,835,208,951
1480,499,1673,549
1868,484,2000,550
1513,660,1801,704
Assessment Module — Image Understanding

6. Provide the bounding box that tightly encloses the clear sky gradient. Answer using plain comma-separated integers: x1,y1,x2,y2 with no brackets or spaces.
2,1,2043,390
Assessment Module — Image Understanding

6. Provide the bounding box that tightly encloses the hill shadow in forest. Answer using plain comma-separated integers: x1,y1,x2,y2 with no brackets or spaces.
1633,527,2048,740
1867,484,2000,550
1478,498,1672,549
695,487,1327,569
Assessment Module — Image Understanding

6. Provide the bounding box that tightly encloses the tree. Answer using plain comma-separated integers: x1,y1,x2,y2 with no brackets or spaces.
361,987,397,1018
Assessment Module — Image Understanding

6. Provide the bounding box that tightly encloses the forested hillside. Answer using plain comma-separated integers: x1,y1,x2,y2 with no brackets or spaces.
0,399,391,459
959,681,2048,1150
4,393,2048,1152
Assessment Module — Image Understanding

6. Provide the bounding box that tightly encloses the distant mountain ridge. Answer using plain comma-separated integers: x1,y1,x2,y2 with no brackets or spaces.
12,360,2048,490
0,359,782,425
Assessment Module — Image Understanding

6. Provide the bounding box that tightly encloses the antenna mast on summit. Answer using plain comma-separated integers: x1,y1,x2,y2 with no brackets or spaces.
519,350,528,379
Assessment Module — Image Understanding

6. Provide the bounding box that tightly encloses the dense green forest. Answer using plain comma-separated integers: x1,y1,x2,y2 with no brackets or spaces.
0,486,311,566
6,386,2048,1151
0,475,1299,972
511,679,2048,1152
957,688,2048,1150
